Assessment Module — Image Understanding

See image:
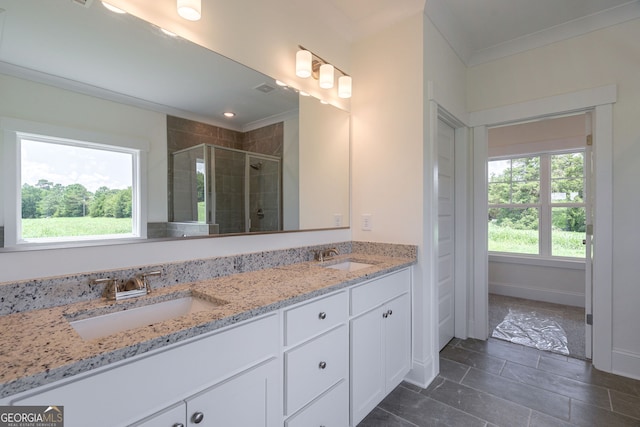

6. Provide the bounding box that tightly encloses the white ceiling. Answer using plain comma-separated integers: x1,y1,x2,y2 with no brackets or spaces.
325,0,640,65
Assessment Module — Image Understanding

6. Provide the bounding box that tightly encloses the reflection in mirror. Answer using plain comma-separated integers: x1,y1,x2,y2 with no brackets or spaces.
0,0,349,249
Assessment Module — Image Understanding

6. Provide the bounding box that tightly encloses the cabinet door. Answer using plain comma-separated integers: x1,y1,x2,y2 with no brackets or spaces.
185,359,279,427
384,292,411,391
350,306,384,426
132,402,186,427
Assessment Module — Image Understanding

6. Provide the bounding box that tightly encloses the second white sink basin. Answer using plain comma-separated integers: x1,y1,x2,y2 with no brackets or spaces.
326,261,374,272
69,296,220,340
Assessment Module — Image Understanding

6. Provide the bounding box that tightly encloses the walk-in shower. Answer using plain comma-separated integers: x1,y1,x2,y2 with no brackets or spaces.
171,144,281,234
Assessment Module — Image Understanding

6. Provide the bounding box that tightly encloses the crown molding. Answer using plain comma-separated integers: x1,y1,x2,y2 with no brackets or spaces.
468,1,640,66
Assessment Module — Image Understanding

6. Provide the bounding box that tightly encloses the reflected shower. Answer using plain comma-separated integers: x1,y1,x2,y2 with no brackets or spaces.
250,161,263,170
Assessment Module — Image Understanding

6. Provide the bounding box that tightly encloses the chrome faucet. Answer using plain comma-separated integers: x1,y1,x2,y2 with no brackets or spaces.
315,247,340,262
96,271,161,300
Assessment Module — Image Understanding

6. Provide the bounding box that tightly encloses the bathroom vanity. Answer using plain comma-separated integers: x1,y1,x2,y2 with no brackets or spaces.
0,251,414,427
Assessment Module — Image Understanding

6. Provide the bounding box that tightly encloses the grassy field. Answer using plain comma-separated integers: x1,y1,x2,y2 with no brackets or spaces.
22,217,132,238
489,223,585,258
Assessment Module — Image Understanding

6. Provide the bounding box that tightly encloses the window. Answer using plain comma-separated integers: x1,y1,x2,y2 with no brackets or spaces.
2,118,147,246
488,151,586,258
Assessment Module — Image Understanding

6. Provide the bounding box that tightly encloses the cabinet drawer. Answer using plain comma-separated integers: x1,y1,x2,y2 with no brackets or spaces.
285,380,348,427
351,268,410,315
284,291,348,347
284,325,348,416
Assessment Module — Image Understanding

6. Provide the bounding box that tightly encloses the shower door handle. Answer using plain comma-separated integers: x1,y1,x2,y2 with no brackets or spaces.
256,208,265,219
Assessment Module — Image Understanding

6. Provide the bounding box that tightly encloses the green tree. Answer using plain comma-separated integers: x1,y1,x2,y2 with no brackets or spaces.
21,183,43,219
60,184,91,217
38,183,64,217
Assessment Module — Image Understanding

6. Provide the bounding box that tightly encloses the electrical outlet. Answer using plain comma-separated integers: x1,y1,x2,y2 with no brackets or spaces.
361,214,372,231
334,214,343,227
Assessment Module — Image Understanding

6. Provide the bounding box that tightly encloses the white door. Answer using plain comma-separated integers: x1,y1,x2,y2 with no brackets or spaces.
438,119,455,350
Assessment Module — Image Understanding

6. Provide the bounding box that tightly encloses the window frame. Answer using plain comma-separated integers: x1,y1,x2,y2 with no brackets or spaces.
488,148,587,259
2,117,148,248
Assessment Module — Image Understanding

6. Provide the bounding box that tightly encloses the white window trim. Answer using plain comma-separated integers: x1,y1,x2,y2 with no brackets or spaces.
1,117,149,248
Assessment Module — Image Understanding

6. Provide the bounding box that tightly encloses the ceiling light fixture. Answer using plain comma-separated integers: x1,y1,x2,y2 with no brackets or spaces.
102,1,126,13
295,45,351,98
223,112,236,118
177,0,201,21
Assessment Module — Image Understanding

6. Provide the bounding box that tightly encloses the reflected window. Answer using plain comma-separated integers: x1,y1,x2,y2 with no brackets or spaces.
18,135,139,243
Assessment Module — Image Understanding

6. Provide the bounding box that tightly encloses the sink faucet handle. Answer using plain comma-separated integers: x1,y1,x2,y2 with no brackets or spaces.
137,270,162,294
93,277,119,300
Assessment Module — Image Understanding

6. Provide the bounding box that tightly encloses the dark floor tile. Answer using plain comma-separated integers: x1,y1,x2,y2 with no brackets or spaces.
538,355,640,397
422,376,531,426
461,367,570,420
528,411,575,427
501,361,611,409
611,389,640,420
439,358,470,383
570,399,640,427
458,337,540,368
357,407,418,427
400,381,423,393
379,384,487,427
440,345,506,375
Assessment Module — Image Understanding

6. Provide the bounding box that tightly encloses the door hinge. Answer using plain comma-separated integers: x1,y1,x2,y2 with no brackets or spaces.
586,224,593,236
586,314,593,325
586,135,593,146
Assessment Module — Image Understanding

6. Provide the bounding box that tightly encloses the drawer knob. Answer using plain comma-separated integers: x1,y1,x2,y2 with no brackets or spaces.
318,311,327,320
319,361,327,369
383,311,388,318
173,424,185,427
191,412,204,424
387,309,393,316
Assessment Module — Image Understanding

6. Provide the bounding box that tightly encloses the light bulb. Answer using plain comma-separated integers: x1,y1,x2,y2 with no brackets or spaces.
177,0,201,21
319,64,334,89
296,50,312,78
338,75,352,98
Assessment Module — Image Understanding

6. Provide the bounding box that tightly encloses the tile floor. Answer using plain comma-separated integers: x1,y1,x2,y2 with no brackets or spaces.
358,338,640,427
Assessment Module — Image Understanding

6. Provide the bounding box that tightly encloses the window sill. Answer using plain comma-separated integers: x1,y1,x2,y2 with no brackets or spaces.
489,253,585,270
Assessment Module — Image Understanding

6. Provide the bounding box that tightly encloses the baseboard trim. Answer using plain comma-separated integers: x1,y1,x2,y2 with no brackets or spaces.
404,355,435,389
489,282,585,307
612,348,640,381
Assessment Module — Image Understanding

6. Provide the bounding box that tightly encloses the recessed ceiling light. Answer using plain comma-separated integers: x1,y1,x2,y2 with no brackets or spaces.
275,80,287,87
320,99,329,104
299,91,310,97
102,1,126,13
223,112,236,118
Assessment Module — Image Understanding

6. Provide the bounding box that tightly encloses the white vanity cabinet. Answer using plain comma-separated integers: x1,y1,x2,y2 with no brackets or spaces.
350,268,411,426
282,291,349,426
9,313,281,427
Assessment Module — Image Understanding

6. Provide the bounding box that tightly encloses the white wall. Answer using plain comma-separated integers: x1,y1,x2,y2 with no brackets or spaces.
0,73,168,225
468,18,640,377
350,11,468,387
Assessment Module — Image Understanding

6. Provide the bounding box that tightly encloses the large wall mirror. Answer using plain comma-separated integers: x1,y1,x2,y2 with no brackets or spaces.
0,0,349,249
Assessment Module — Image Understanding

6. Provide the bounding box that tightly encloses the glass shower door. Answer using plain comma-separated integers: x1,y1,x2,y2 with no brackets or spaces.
247,155,281,232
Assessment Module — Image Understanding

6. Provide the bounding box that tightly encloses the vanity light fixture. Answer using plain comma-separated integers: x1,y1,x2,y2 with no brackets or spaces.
295,45,351,98
101,1,126,13
177,0,201,21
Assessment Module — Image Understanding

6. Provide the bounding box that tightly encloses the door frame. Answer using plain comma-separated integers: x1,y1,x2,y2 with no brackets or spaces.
469,84,615,371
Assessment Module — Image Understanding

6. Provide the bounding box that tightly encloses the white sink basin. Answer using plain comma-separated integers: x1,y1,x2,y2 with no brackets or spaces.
326,261,374,272
69,296,220,340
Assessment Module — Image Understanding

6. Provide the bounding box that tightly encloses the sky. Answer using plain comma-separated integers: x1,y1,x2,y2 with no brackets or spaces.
21,139,133,193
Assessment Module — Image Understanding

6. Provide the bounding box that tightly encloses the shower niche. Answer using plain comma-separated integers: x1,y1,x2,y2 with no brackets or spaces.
171,144,281,235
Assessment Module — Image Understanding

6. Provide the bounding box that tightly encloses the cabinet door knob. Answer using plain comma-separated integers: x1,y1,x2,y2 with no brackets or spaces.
191,412,204,424
318,311,327,320
387,309,393,316
383,312,388,318
173,424,185,427
318,361,327,369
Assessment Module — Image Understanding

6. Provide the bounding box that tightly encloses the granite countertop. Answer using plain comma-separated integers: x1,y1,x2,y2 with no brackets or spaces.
0,253,415,399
